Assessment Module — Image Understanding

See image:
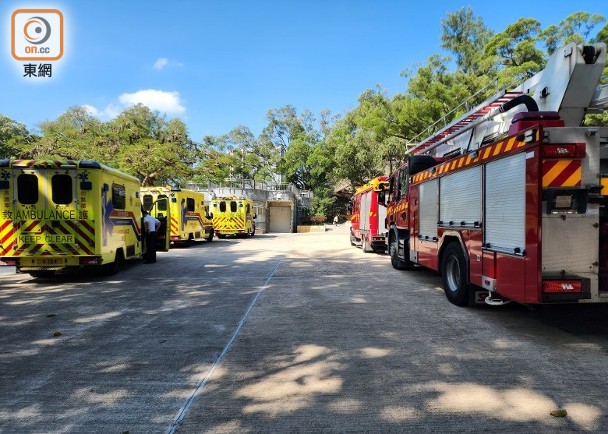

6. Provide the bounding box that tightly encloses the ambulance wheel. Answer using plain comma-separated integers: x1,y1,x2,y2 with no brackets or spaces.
389,234,407,270
441,242,469,306
218,234,226,239
103,250,123,276
207,230,214,242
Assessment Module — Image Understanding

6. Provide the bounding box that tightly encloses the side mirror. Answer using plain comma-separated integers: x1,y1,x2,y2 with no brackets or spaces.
206,212,213,219
253,213,257,219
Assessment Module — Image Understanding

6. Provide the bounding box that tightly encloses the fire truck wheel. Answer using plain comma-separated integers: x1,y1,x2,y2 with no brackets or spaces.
362,236,373,253
441,242,469,306
389,235,408,269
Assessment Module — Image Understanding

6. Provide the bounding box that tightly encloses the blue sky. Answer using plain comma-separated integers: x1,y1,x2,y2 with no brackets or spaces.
1,1,606,142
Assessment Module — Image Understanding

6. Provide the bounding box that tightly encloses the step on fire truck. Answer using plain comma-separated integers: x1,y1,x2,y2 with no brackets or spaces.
384,42,608,306
350,176,389,253
140,186,214,244
0,159,170,277
210,196,256,238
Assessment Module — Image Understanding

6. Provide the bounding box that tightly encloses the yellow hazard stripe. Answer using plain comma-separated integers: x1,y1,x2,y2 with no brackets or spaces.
412,136,526,183
1,220,94,257
542,160,581,188
213,215,245,230
602,178,608,196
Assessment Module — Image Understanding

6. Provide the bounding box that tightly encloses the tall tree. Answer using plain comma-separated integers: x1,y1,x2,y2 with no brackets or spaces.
263,105,319,189
441,6,494,75
35,106,105,160
541,12,606,54
484,18,546,88
109,105,195,186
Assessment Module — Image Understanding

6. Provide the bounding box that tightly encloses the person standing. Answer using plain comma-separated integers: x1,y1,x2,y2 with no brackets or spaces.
143,210,161,263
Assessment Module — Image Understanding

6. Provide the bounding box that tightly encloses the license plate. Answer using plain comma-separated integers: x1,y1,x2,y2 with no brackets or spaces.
22,257,66,266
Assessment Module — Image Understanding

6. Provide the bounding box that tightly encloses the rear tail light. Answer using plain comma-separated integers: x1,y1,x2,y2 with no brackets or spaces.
542,280,582,293
0,260,17,266
541,143,585,158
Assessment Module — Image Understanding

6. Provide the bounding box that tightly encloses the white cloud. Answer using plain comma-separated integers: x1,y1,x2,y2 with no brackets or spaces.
152,57,183,70
153,57,169,70
84,89,186,121
119,89,186,115
82,104,99,117
83,104,122,120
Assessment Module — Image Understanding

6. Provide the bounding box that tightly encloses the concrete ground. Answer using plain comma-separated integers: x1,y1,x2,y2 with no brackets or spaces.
1,225,608,433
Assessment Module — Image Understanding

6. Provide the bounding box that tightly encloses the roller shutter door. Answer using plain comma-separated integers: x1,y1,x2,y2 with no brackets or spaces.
440,166,481,226
419,179,438,239
485,153,525,253
269,206,292,233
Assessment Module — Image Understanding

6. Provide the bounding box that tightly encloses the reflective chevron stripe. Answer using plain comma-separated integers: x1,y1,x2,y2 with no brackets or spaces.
542,160,581,187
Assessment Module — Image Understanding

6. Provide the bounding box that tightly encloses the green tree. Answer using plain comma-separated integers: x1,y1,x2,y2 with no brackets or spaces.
595,23,608,43
35,106,105,160
110,105,195,186
441,6,494,75
263,105,319,189
0,115,36,159
193,135,235,184
485,18,546,88
541,12,606,53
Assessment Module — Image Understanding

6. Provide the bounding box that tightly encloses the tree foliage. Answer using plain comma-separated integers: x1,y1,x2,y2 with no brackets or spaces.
441,6,494,75
0,115,36,159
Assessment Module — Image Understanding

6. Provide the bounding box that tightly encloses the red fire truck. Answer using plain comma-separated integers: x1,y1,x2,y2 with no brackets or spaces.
350,176,389,253
384,42,608,306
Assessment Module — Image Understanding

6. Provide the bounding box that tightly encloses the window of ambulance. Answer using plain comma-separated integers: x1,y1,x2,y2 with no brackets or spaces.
187,197,195,212
52,174,72,204
112,184,126,209
17,174,38,204
143,194,154,211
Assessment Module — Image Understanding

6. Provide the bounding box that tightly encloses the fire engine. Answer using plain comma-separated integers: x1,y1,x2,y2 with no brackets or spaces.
210,196,256,238
350,175,389,253
0,159,170,276
140,186,214,244
384,42,608,306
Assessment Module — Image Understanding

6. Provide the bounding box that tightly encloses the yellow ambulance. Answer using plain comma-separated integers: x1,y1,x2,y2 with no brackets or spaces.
210,196,256,238
140,186,214,244
0,159,169,276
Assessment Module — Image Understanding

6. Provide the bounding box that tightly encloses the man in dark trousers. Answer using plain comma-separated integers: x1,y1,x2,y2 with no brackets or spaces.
143,210,161,263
